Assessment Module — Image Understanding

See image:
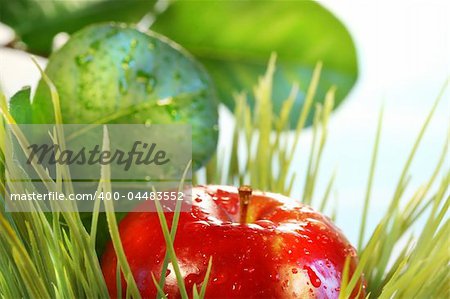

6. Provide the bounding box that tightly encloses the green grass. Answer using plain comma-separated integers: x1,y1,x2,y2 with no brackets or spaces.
0,56,449,298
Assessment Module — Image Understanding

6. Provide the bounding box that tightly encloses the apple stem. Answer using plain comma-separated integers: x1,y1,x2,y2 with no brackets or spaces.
238,185,252,224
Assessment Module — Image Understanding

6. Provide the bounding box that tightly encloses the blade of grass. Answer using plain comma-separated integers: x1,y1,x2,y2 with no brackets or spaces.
0,216,50,298
116,260,122,298
101,125,141,299
151,273,167,299
388,79,447,211
319,170,336,212
192,283,200,299
199,256,213,299
157,160,192,296
358,106,383,250
153,193,188,299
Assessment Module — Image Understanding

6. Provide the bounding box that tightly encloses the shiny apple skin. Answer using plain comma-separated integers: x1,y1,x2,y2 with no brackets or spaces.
101,185,364,298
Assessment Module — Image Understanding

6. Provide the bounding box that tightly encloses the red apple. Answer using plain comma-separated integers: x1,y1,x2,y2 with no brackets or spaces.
101,185,365,298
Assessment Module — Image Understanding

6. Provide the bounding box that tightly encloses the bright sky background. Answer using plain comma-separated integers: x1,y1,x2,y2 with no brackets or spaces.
302,0,450,243
0,1,449,245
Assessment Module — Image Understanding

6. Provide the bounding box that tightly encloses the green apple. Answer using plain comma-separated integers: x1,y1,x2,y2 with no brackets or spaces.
32,23,219,169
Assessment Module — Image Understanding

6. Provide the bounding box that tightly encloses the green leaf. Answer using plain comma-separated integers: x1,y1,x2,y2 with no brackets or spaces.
9,86,32,124
151,0,358,128
0,0,157,55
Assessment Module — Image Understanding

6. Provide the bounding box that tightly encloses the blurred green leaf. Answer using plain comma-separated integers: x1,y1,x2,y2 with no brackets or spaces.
9,86,32,124
0,0,156,55
151,0,358,127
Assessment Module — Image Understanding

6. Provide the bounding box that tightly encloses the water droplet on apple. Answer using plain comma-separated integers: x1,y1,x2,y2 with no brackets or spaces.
214,190,238,214
211,273,226,285
184,220,210,231
75,53,93,66
231,282,242,292
243,268,255,273
254,219,275,229
185,273,201,286
90,40,101,50
304,266,321,288
319,234,330,245
269,273,280,282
